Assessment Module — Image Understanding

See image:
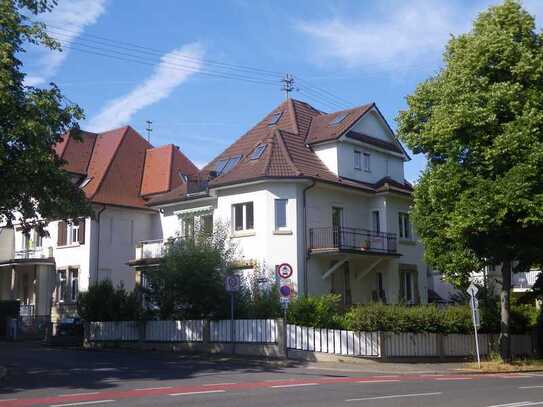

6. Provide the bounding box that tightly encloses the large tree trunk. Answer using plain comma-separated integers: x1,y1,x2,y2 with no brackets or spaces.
500,260,512,362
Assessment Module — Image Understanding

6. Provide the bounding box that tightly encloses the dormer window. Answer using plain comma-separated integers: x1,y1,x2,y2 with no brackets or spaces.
250,144,267,160
329,112,348,126
268,111,283,126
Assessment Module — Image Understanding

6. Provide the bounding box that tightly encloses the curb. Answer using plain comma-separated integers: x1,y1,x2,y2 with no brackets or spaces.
457,368,543,375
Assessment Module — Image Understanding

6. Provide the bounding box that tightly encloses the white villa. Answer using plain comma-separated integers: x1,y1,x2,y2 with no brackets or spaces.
129,99,428,306
0,126,198,318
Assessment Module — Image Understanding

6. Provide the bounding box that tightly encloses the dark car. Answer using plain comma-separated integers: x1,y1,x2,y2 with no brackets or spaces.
56,317,84,337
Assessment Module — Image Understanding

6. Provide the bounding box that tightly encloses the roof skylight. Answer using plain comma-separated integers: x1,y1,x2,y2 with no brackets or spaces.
268,111,283,126
213,155,242,176
329,112,349,126
214,159,229,174
250,144,267,160
79,176,93,189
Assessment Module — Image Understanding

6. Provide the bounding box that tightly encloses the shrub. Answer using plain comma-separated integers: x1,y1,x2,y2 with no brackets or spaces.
287,294,343,328
77,280,142,321
342,304,472,333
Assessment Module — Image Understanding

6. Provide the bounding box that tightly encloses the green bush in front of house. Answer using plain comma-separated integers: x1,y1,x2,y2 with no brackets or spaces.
286,294,344,329
342,303,473,333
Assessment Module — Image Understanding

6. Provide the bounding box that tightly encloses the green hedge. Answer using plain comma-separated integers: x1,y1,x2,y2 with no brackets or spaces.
286,296,540,334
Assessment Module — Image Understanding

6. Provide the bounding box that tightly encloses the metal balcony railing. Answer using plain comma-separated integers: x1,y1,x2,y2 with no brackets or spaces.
309,227,398,254
14,247,52,259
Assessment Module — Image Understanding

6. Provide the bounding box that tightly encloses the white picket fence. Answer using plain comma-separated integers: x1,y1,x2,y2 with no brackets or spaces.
286,325,380,357
210,319,277,343
88,319,277,343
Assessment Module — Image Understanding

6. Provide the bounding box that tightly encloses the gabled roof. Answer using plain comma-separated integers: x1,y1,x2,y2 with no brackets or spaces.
55,126,197,209
147,99,412,206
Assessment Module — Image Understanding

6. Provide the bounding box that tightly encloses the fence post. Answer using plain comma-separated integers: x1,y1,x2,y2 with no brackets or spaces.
378,332,386,359
276,318,287,359
437,334,445,360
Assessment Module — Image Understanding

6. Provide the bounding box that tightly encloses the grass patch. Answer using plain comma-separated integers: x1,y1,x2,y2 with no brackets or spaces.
464,354,543,372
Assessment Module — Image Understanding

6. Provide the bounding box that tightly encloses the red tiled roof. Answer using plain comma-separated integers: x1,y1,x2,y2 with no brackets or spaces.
55,126,197,209
147,99,412,206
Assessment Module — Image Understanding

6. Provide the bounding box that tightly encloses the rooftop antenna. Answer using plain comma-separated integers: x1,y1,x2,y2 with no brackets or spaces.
281,74,295,100
145,120,153,143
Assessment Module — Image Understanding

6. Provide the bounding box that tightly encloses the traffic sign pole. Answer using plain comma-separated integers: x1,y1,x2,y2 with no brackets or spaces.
230,292,235,355
467,284,481,369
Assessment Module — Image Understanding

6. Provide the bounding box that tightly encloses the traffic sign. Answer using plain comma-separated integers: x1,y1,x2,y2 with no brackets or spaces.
280,297,290,309
277,263,293,279
279,285,291,297
224,275,241,293
467,283,479,298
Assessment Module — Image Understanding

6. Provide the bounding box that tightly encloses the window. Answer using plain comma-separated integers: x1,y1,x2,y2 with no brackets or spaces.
398,212,411,239
33,230,42,248
69,268,78,302
79,176,93,189
275,199,287,230
214,159,229,174
329,112,348,126
354,150,361,170
201,214,213,235
250,144,267,160
268,111,283,126
400,271,414,303
233,202,254,231
58,270,67,303
221,155,241,173
21,233,30,250
68,223,79,245
181,217,195,238
371,210,380,233
363,152,371,172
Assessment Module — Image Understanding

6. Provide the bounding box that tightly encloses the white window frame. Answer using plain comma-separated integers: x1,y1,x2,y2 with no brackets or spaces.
57,269,67,303
354,150,362,170
401,270,415,304
232,202,254,232
363,152,371,172
69,268,79,303
398,212,412,239
274,199,288,231
68,223,80,245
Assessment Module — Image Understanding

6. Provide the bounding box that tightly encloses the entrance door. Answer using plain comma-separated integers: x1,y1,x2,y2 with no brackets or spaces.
332,207,343,247
331,261,351,307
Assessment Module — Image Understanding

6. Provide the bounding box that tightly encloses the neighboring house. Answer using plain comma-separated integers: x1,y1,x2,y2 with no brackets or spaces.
129,99,428,305
0,126,198,319
428,266,542,303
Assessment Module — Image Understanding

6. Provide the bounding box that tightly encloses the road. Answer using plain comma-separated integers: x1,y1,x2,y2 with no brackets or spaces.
1,342,542,407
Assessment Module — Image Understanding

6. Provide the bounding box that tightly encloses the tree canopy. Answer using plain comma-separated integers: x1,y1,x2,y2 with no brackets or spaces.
397,0,543,285
1,0,92,232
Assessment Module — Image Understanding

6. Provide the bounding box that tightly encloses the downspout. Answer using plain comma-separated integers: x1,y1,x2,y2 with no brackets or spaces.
95,205,106,283
302,179,316,296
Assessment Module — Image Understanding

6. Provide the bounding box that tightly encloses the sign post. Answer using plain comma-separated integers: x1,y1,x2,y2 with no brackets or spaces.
277,263,293,357
225,274,241,354
467,283,481,368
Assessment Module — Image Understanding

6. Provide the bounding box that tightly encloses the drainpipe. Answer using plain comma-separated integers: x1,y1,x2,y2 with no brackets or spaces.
302,180,316,296
95,205,107,284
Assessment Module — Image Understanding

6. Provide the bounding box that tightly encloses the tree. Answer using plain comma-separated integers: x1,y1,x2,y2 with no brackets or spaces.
143,224,238,319
396,0,543,361
1,0,92,234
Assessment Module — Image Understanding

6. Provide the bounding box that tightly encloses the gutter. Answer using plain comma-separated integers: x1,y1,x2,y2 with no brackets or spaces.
95,205,106,283
302,179,316,296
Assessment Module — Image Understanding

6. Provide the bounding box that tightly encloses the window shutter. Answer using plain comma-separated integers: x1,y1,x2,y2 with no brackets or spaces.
57,221,67,246
78,218,85,244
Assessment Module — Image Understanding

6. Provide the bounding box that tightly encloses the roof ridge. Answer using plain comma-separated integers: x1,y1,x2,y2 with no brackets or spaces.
88,126,130,202
287,98,300,135
167,144,174,191
274,129,301,176
84,133,98,175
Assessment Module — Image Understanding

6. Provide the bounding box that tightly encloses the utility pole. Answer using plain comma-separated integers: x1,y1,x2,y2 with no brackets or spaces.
281,74,295,100
145,120,153,143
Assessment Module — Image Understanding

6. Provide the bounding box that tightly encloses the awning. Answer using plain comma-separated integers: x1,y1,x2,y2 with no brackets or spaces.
174,205,213,219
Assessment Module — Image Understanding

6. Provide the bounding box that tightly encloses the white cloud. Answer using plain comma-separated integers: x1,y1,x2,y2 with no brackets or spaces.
296,1,473,71
87,43,204,132
26,0,106,86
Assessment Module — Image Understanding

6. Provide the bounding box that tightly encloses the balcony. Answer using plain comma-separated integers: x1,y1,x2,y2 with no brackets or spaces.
14,247,53,260
134,239,166,261
309,227,399,255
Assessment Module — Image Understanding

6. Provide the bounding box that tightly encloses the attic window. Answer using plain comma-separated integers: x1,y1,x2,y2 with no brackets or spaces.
268,111,283,126
215,155,242,176
250,144,267,160
79,177,93,189
329,112,349,126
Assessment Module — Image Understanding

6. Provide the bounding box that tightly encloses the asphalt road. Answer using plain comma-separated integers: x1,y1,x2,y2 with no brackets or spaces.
1,342,542,407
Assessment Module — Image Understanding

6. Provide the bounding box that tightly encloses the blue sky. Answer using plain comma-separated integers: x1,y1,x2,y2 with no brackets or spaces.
23,0,543,182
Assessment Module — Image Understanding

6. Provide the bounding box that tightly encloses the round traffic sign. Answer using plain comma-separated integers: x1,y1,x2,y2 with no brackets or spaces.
277,263,293,279
224,275,241,292
279,285,291,297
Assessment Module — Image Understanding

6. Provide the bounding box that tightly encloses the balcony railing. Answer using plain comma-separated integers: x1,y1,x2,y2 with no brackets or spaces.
14,247,53,260
309,227,398,254
135,239,166,260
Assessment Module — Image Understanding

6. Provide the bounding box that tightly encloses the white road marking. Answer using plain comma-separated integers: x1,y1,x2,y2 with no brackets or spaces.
50,400,115,407
203,382,236,386
169,390,226,396
264,378,293,382
435,377,472,381
487,401,543,407
358,380,401,384
520,386,543,390
59,392,100,397
375,375,400,378
271,383,319,388
134,386,173,391
346,392,442,402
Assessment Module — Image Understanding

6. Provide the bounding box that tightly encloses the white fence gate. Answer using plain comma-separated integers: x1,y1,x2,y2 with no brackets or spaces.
210,319,277,343
286,325,380,357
